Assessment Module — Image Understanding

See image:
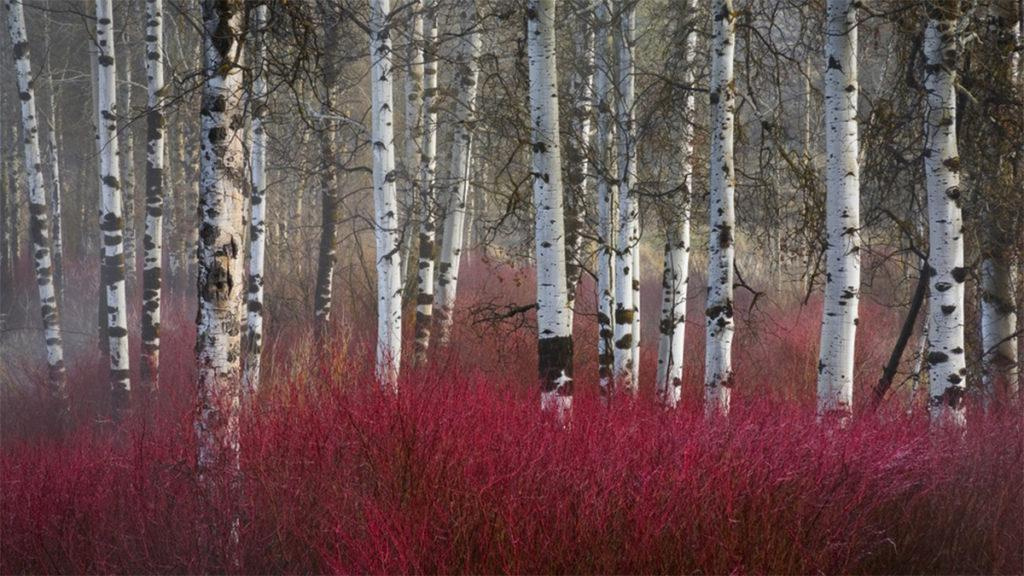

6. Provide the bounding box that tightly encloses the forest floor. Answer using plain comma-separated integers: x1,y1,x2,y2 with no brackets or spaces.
1,255,1022,574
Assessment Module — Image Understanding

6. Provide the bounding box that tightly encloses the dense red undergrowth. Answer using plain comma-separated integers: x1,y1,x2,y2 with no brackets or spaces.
2,255,1022,574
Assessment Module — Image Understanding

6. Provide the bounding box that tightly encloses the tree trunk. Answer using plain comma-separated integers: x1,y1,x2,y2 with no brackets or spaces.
613,0,639,394
243,2,267,398
413,0,438,365
816,0,861,423
96,0,132,418
371,0,403,392
655,1,697,409
400,2,424,299
705,0,736,417
5,0,68,422
119,19,137,291
313,10,340,333
528,0,573,416
43,19,63,310
564,0,595,327
434,0,480,346
195,1,245,562
594,0,616,397
141,0,165,394
923,0,967,427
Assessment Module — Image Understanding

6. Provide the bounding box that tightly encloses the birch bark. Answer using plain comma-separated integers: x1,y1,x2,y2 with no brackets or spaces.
613,0,639,394
594,0,616,396
528,0,574,416
413,0,438,364
96,0,132,417
817,0,861,423
923,0,967,427
141,0,165,393
705,0,736,416
5,0,68,420
313,9,340,332
434,0,480,346
371,0,403,392
243,2,267,397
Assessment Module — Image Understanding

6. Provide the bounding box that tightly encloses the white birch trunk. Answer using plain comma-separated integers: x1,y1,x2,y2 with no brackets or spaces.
655,2,697,408
923,0,967,427
195,0,245,509
371,0,403,392
413,0,438,364
434,0,480,346
243,2,267,397
401,3,424,292
141,0,165,393
594,0,616,396
313,14,340,331
705,0,736,416
119,23,137,290
96,0,132,416
42,19,63,309
528,0,573,416
613,0,639,394
980,0,1020,408
816,0,861,423
5,0,68,419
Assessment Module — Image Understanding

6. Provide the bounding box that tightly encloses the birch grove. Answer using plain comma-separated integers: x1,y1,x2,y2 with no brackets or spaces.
704,0,736,416
528,0,573,415
370,0,403,392
5,0,67,419
816,0,861,422
434,0,480,346
141,0,165,393
923,0,967,427
96,0,132,417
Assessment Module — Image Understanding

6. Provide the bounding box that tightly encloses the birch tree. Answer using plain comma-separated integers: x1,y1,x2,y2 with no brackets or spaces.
141,0,165,393
434,0,480,346
313,5,340,332
613,0,639,394
528,0,573,415
655,1,697,409
43,19,63,308
705,0,736,416
96,0,132,416
923,0,967,427
370,0,403,392
413,0,438,365
195,0,245,509
119,19,137,289
816,0,861,423
5,0,68,420
244,1,267,397
594,0,616,396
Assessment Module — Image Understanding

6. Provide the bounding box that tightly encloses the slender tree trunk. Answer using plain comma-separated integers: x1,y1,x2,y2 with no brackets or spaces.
400,3,424,298
613,0,639,394
434,0,480,346
980,0,1020,409
594,0,616,397
96,0,132,418
923,0,967,427
371,0,403,392
313,10,340,333
5,0,68,422
705,0,736,416
43,19,63,309
528,0,573,416
120,20,137,290
564,0,595,327
243,2,267,397
195,1,245,562
816,0,861,423
655,1,697,409
141,0,165,394
413,0,438,365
